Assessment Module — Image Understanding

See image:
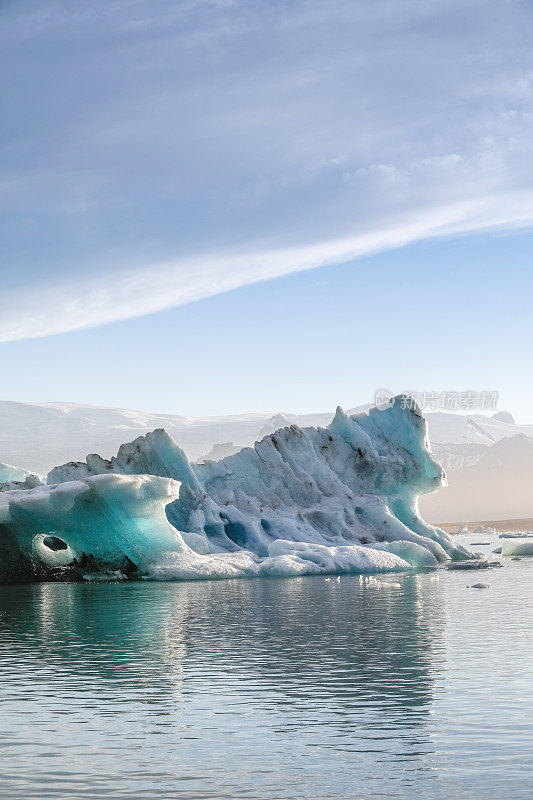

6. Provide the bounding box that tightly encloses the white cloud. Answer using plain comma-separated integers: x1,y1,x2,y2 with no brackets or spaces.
2,188,533,342
2,0,533,341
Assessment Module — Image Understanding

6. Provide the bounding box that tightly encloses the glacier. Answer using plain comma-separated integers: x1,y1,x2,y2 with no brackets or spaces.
0,396,472,582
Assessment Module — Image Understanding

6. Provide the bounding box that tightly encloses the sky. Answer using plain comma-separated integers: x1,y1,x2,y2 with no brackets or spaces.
2,0,533,419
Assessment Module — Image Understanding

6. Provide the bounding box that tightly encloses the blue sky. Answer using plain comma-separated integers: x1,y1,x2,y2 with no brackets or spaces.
2,0,533,418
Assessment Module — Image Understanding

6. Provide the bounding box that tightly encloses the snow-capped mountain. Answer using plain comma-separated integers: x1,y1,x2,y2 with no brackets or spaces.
0,400,272,473
0,401,334,474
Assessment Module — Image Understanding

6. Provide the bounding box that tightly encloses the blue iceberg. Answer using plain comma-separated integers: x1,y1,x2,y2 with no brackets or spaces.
0,396,472,582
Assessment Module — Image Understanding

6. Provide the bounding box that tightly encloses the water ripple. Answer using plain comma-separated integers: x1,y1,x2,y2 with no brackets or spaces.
1,564,533,798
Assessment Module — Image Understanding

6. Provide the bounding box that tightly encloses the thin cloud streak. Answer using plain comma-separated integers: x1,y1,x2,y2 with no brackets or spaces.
2,189,533,343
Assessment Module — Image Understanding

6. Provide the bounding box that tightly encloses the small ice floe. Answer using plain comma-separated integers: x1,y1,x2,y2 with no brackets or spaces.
500,533,533,557
467,582,492,589
361,576,402,589
374,579,403,589
474,525,496,535
453,525,470,535
447,559,491,571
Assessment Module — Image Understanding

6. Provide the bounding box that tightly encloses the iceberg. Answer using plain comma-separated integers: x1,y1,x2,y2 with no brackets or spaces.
0,474,186,583
0,474,424,583
0,396,473,582
501,533,533,556
0,462,44,492
0,462,33,483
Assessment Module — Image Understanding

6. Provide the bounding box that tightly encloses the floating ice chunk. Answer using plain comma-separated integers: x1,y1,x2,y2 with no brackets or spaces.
447,559,490,570
501,537,533,556
453,524,470,535
0,462,44,492
474,525,496,535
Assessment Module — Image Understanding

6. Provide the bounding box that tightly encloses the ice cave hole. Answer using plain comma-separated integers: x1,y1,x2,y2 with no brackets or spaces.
42,535,69,551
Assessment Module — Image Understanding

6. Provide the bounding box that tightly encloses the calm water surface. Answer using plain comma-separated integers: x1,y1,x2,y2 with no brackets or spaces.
1,543,532,799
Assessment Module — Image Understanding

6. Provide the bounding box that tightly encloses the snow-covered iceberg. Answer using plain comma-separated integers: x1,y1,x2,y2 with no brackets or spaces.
0,396,472,582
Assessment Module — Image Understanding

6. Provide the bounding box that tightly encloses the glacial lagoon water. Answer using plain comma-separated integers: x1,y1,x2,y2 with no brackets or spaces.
1,539,532,799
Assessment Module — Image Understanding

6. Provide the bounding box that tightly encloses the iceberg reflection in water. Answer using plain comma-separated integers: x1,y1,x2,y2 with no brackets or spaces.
1,563,533,799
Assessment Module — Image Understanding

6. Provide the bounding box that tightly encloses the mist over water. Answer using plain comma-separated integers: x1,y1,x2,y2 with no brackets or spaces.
1,559,532,799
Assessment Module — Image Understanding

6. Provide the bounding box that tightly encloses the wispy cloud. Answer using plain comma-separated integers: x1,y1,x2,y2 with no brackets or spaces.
3,189,533,342
2,0,533,341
